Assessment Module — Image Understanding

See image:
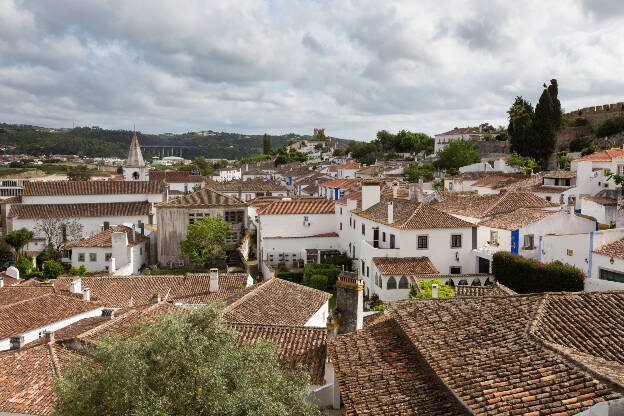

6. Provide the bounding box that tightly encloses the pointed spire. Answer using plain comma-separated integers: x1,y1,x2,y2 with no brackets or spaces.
126,130,146,167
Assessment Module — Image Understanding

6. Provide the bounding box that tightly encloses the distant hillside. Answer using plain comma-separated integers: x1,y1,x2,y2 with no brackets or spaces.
0,124,347,160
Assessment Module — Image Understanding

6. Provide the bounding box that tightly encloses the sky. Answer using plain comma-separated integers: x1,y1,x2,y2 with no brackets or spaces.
0,0,623,141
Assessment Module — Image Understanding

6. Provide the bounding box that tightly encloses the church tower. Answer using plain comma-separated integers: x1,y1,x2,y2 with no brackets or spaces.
123,131,149,181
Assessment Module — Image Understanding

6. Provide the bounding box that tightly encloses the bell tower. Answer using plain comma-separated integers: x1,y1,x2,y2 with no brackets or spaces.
123,130,149,181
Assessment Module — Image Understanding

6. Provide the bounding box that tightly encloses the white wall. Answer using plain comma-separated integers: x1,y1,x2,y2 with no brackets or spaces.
589,255,624,290
260,213,335,238
304,301,328,327
261,236,340,265
22,193,163,205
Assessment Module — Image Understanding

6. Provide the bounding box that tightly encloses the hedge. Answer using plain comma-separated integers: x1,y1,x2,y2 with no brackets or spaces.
307,274,328,291
304,264,339,288
276,271,304,284
492,252,584,293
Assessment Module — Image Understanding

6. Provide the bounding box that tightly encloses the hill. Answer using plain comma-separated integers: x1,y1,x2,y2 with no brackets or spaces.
0,124,347,160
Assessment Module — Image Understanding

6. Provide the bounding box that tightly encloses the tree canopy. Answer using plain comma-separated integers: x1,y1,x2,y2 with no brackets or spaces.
403,163,435,182
433,139,480,171
507,152,540,174
262,133,271,154
409,279,455,299
179,216,232,266
52,305,318,416
3,228,34,260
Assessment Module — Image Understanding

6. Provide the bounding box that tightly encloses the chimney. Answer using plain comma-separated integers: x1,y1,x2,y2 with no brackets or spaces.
361,179,381,211
432,283,439,299
102,309,116,321
163,183,170,201
69,278,81,294
0,278,3,288
209,268,219,292
152,293,162,303
128,297,133,307
387,201,394,224
392,182,399,199
335,272,363,334
10,336,24,350
103,221,110,230
417,177,424,202
140,222,145,236
109,257,116,275
83,287,91,301
5,266,19,279
43,331,55,344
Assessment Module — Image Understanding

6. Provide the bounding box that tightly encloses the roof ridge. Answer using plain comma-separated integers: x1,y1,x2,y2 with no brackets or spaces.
226,321,327,332
47,343,62,378
0,292,53,310
222,278,270,314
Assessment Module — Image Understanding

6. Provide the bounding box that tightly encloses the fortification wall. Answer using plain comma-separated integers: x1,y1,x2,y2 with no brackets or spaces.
558,102,624,147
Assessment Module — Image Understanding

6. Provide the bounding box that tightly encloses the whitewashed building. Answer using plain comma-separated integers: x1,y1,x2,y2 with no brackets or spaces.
434,127,487,153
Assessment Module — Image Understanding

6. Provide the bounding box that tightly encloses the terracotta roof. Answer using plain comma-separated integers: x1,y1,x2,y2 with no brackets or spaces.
211,179,289,192
437,126,484,136
64,225,149,248
222,278,331,326
155,186,245,208
335,190,362,207
454,282,517,297
0,293,101,341
0,286,54,307
336,161,362,170
257,198,335,215
0,342,72,415
372,257,439,275
531,185,573,194
0,273,23,287
581,194,618,206
573,148,624,162
0,195,21,204
355,197,473,229
328,314,467,415
52,273,249,308
318,178,360,189
434,191,558,219
23,180,162,196
471,174,527,189
593,238,624,259
8,201,151,219
149,170,205,183
480,208,558,230
542,170,577,179
229,323,327,385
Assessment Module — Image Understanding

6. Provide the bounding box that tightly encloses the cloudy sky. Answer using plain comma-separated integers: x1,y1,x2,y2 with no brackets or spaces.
0,0,623,140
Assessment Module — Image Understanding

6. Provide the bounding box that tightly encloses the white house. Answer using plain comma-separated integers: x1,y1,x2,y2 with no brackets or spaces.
64,224,150,274
257,198,338,267
335,161,362,179
212,168,242,182
149,170,206,194
434,127,487,153
590,238,624,290
318,179,360,200
459,158,519,174
369,257,439,301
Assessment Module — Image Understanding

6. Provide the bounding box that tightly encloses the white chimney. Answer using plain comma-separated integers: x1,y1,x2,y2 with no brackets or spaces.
387,201,394,224
109,257,116,275
432,283,439,299
0,278,3,288
69,278,82,294
83,288,91,301
6,266,19,279
361,180,381,211
43,331,55,344
209,268,219,292
392,182,399,198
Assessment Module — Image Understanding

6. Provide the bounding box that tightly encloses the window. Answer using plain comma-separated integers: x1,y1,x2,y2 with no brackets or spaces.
366,266,369,277
361,224,365,235
304,216,309,222
105,253,112,261
524,234,535,249
225,211,244,223
545,196,552,202
399,275,409,289
376,273,382,288
387,276,397,290
339,222,343,230
89,253,97,262
382,232,386,242
451,234,462,248
349,218,352,227
78,253,85,262
189,212,207,225
417,235,428,249
490,231,498,245
600,268,624,283
340,208,343,215
140,247,143,255
450,266,461,274
361,260,365,274
390,234,396,249
618,164,624,176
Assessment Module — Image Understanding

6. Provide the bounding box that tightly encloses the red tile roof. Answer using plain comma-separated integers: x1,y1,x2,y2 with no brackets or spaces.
436,126,485,136
593,238,624,260
155,186,246,208
434,191,558,219
23,180,162,196
372,257,439,275
573,148,624,162
148,170,205,183
257,198,335,215
8,201,151,219
336,161,362,170
479,208,558,230
0,286,54,307
64,225,148,248
318,179,359,189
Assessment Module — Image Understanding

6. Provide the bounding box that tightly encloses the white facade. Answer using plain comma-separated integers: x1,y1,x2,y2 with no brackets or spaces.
459,159,519,174
304,300,329,327
68,234,148,274
434,130,486,153
212,168,242,182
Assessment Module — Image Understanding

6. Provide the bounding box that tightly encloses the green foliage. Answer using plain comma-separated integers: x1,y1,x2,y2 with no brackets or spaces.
557,151,572,170
403,163,434,182
0,240,13,266
192,157,213,176
307,274,328,291
276,272,304,283
262,133,272,154
376,130,434,154
332,148,346,157
277,263,290,273
15,256,33,278
492,252,584,293
37,245,61,266
67,165,91,181
409,279,455,299
371,304,386,311
581,144,602,156
3,228,34,260
275,147,308,166
569,137,589,152
179,216,232,266
304,263,339,289
595,117,624,138
69,265,87,276
434,139,480,171
507,152,541,174
320,253,353,272
572,117,588,127
494,130,509,141
368,294,383,309
42,260,65,280
52,304,317,416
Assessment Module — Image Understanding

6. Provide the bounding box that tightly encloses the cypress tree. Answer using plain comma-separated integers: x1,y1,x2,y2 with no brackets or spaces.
534,88,556,168
262,133,271,154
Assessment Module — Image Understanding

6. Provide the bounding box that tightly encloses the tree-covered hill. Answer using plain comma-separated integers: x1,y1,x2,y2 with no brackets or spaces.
0,124,344,160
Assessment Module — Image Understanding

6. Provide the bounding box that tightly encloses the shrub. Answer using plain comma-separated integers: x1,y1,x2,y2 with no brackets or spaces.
276,271,304,283
572,117,588,127
307,274,328,291
15,256,33,278
595,117,624,138
43,260,65,280
304,264,339,288
409,278,454,299
321,253,353,271
569,137,588,152
492,252,584,293
69,264,87,276
371,304,386,311
28,271,43,279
